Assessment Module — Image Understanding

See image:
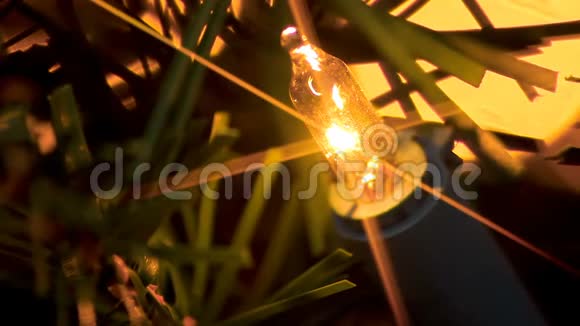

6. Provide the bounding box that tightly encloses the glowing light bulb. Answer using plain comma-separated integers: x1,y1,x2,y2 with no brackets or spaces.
281,26,388,165
282,26,396,202
325,123,360,153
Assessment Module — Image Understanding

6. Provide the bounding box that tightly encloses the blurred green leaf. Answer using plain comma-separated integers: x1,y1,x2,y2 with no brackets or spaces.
146,283,181,325
181,201,197,249
189,132,241,167
442,33,557,91
0,206,28,233
190,111,237,314
244,194,300,308
189,183,217,315
0,234,48,256
166,0,232,162
380,12,486,87
127,270,149,311
142,217,192,319
0,105,31,143
140,0,217,161
385,14,558,91
218,280,356,326
104,197,177,244
268,249,354,303
302,169,332,258
30,178,104,231
204,150,284,323
30,214,50,297
167,263,190,317
132,244,251,267
48,85,93,173
321,0,454,103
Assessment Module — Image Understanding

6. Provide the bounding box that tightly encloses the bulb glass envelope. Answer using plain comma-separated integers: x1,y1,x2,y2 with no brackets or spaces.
282,26,397,201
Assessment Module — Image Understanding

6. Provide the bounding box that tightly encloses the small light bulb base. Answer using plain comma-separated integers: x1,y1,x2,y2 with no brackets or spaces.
330,130,453,240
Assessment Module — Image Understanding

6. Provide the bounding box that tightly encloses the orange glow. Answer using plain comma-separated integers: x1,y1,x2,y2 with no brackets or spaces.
106,73,136,110
126,57,160,77
283,26,384,165
308,77,322,95
325,123,360,153
351,1,580,153
293,44,322,71
174,0,186,15
48,63,61,73
283,26,392,198
332,84,345,110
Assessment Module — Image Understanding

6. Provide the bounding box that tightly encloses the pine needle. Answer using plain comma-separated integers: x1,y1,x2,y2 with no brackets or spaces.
204,150,284,323
218,280,356,326
267,249,354,303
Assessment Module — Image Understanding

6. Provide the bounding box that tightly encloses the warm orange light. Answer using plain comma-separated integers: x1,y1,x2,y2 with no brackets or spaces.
352,1,580,145
282,26,396,199
332,85,345,110
293,44,322,71
325,123,360,153
281,26,387,165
